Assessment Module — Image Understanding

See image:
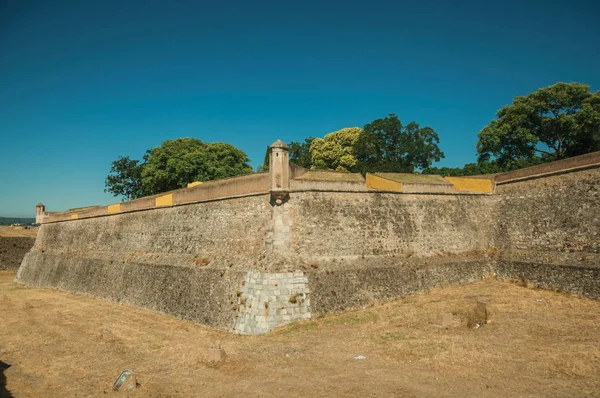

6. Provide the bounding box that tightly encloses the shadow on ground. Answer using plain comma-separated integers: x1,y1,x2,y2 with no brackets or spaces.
0,361,13,398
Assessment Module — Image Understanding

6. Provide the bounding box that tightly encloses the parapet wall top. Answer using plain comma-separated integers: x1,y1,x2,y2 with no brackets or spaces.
270,139,289,150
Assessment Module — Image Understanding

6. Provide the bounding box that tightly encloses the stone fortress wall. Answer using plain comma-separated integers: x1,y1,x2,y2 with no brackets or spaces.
16,142,600,334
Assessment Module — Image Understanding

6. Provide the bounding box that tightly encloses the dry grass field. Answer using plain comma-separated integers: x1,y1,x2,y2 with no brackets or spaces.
0,227,38,238
1,270,599,397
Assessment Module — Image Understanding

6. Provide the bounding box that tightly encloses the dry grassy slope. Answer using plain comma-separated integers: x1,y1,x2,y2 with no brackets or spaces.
1,271,599,397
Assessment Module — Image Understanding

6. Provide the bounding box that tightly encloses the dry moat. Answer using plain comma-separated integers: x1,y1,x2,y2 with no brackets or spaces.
1,270,599,397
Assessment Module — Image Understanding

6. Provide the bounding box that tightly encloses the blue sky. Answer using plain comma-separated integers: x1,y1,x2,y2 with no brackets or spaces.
1,0,599,217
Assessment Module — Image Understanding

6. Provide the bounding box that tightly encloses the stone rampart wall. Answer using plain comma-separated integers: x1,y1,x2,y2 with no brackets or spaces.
495,261,600,299
18,147,600,333
495,151,600,184
290,191,497,258
492,165,600,297
494,167,599,255
31,195,272,269
18,249,246,328
43,173,269,223
17,194,275,330
308,259,494,315
290,179,367,191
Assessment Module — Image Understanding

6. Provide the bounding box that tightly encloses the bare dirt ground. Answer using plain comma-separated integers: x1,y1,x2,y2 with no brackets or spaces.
1,271,599,398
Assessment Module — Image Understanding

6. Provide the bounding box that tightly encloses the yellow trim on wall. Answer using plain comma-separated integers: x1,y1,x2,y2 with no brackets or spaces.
107,204,121,214
70,214,78,219
187,181,203,188
444,177,493,193
155,193,173,207
366,173,403,191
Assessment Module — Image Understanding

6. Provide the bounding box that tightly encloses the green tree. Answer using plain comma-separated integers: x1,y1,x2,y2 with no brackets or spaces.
310,128,362,171
141,138,253,194
355,114,444,173
422,160,505,177
477,82,600,168
105,138,253,199
104,156,146,200
422,165,468,177
256,146,270,172
422,157,550,177
288,137,315,168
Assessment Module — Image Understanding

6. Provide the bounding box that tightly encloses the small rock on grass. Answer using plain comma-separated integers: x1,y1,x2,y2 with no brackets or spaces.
435,313,453,328
99,329,119,343
208,345,226,362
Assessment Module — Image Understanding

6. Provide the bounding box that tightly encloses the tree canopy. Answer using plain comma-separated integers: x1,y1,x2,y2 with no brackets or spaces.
256,145,271,172
104,156,146,200
105,138,253,200
422,157,547,177
285,115,444,174
477,82,600,168
310,128,361,171
355,114,444,173
288,137,314,169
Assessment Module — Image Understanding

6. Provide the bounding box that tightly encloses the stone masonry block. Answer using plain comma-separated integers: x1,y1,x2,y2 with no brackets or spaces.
279,225,291,233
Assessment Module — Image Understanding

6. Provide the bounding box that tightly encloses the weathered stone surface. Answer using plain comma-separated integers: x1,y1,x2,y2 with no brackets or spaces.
495,261,600,299
233,271,310,334
494,168,600,255
307,259,494,315
21,195,271,271
492,168,600,299
291,192,497,258
18,250,248,329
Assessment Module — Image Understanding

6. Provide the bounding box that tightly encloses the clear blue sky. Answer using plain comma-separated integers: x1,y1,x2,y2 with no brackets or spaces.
1,0,598,217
